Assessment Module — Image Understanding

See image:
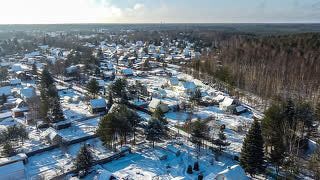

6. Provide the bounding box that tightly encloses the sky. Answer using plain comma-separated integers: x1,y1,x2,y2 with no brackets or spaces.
0,0,319,24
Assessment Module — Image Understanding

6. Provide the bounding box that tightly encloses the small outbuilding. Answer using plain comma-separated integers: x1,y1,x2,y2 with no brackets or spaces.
89,98,107,114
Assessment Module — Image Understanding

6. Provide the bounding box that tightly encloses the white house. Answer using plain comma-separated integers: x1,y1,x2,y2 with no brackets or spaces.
209,165,248,180
148,98,169,113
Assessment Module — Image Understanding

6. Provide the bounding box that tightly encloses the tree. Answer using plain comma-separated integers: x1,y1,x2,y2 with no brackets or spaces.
32,63,37,75
308,142,320,179
109,78,128,103
315,102,320,123
40,67,54,89
152,107,168,125
2,142,15,157
50,97,64,123
107,91,113,110
75,145,93,174
190,120,208,158
190,88,202,104
0,94,7,105
0,67,8,83
145,119,166,148
87,79,99,97
240,120,265,177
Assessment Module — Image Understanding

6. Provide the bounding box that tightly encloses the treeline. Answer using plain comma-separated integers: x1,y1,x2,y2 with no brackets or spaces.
193,33,320,106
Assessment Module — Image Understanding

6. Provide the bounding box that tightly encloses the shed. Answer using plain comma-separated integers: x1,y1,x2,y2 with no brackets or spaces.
220,97,234,110
168,77,179,86
41,127,65,145
90,98,107,114
9,79,22,86
0,86,11,96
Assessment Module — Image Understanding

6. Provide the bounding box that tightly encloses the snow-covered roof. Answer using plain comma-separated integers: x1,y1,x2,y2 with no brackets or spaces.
169,77,179,86
148,98,161,109
121,68,133,75
214,94,225,102
235,105,246,113
220,97,234,107
215,165,248,180
41,127,62,140
0,161,25,176
9,79,21,85
19,87,36,99
0,86,11,96
181,81,196,90
90,99,107,109
94,169,115,180
97,80,105,87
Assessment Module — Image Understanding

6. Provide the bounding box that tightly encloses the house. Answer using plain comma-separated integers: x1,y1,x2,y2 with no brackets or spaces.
9,79,22,86
179,81,196,93
41,127,65,145
94,169,117,180
121,68,134,76
208,165,248,180
148,98,169,113
0,118,22,132
0,161,26,180
90,98,107,114
12,99,29,118
0,86,11,96
168,77,179,86
233,105,248,115
19,87,36,101
220,97,235,110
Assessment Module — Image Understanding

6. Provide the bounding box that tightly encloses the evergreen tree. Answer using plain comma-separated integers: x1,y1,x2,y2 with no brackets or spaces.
0,67,8,83
75,145,93,174
40,67,54,89
107,91,113,110
315,102,320,123
0,94,7,105
87,79,99,97
240,120,265,177
190,88,202,104
308,142,320,179
152,107,168,125
191,120,208,157
109,78,127,102
145,119,166,148
32,63,37,75
50,97,64,123
2,142,15,157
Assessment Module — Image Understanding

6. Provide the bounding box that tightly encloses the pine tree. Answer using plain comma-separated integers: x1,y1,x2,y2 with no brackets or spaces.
0,94,6,105
152,107,168,125
2,142,15,157
40,67,54,89
240,120,265,177
107,91,113,110
145,119,166,148
51,97,64,123
315,102,320,123
87,79,99,97
191,120,208,157
75,145,93,174
32,63,37,75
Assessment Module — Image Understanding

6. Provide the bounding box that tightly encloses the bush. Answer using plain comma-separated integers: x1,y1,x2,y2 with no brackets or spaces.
193,161,199,171
198,173,204,180
187,165,193,174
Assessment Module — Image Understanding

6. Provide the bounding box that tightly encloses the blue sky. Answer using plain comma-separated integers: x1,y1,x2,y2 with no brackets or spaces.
0,0,319,24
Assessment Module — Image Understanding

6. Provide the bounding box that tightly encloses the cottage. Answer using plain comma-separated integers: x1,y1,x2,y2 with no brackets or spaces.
148,98,169,113
0,86,11,96
0,161,26,180
9,79,22,86
234,105,247,115
41,127,65,145
168,77,179,86
179,81,196,93
19,87,36,101
209,165,248,180
90,98,107,114
121,68,134,76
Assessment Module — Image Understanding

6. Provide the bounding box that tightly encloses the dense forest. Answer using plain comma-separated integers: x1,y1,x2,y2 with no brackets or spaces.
192,33,320,106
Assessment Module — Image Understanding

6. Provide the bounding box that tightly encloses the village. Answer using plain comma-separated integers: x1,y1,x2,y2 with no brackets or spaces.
0,29,272,180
